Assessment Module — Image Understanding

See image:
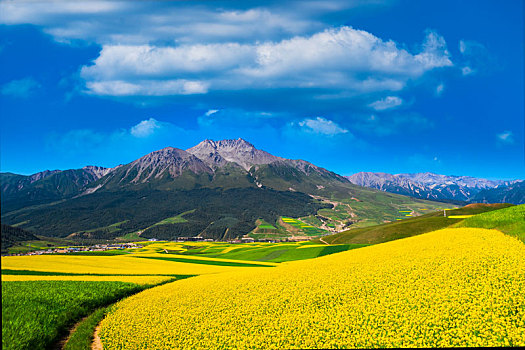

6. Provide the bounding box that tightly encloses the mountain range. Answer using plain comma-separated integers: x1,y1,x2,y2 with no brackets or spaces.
1,138,521,241
347,172,524,204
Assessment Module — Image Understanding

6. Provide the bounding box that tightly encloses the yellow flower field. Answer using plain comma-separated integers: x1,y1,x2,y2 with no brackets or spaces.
99,228,525,349
0,255,252,275
1,274,174,285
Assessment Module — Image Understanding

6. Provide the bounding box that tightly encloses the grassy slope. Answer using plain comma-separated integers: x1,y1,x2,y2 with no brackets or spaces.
318,203,513,245
2,281,147,350
455,204,525,242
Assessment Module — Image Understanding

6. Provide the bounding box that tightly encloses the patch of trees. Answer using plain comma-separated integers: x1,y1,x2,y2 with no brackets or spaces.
1,224,39,252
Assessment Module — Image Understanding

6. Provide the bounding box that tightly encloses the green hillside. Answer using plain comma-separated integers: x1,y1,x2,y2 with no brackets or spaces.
318,203,513,245
2,188,330,241
1,224,39,253
455,204,525,242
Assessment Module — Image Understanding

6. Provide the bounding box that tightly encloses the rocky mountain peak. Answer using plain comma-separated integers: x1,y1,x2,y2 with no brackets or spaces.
28,169,62,184
122,147,212,183
82,165,112,179
347,171,521,202
187,138,281,170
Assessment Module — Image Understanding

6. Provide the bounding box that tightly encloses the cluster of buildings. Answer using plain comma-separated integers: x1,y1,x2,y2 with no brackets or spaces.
174,236,277,243
7,242,142,256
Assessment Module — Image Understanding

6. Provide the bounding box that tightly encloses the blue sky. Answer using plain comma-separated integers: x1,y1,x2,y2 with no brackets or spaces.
0,0,523,179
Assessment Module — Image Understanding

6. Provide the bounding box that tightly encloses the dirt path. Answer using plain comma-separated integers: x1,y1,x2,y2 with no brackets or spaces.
92,325,103,350
53,315,87,349
319,237,329,245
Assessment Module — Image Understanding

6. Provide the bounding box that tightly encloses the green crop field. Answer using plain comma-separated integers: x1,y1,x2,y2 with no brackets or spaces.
280,217,327,236
136,256,275,267
455,204,525,241
2,281,148,350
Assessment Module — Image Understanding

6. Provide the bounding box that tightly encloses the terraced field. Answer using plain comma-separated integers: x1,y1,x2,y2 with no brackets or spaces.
280,216,327,236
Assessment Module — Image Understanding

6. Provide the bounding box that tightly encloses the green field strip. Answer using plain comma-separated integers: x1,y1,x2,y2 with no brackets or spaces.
255,249,289,261
151,209,196,226
135,256,275,267
83,220,129,234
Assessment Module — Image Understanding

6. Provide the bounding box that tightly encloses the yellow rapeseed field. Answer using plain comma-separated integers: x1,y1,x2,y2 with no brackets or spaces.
0,275,174,285
99,228,525,349
0,255,250,275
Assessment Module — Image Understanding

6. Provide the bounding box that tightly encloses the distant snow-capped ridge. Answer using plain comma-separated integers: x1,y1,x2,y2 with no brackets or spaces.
346,172,523,204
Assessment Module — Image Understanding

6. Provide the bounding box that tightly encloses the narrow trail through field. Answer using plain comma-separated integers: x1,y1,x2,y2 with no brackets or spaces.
53,315,88,350
320,237,329,245
92,325,103,350
84,276,197,350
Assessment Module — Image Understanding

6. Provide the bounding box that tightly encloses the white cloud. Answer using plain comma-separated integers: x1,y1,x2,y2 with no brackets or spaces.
296,117,348,136
130,118,163,138
85,79,208,96
459,40,466,54
368,96,403,111
81,44,255,80
1,77,41,98
435,83,445,96
459,40,485,56
0,3,318,44
461,66,474,76
46,118,184,163
81,27,452,97
458,39,492,76
496,131,514,144
205,109,219,116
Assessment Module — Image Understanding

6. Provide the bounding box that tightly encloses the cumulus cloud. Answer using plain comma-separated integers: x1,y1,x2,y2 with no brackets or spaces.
80,27,452,97
496,131,514,144
368,96,403,111
295,117,349,136
130,118,163,138
1,77,41,98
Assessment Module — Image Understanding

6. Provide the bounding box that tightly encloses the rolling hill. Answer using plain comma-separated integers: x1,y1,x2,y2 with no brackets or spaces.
317,203,514,245
455,204,525,241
